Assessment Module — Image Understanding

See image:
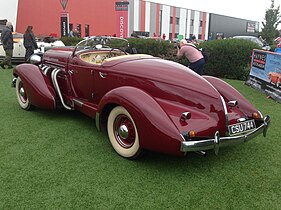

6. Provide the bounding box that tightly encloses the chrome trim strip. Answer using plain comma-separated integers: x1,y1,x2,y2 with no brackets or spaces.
220,96,229,127
180,115,270,155
258,110,263,119
73,99,83,107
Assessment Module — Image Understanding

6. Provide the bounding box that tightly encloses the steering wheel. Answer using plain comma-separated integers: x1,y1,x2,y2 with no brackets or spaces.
108,48,128,58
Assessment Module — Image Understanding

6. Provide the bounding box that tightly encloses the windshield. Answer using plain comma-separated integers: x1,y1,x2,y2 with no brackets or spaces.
75,36,129,52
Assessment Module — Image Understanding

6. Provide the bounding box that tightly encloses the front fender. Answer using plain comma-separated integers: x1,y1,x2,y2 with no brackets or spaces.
98,86,184,156
14,64,56,109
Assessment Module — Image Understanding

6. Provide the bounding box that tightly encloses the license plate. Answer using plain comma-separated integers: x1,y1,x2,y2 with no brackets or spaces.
228,120,256,136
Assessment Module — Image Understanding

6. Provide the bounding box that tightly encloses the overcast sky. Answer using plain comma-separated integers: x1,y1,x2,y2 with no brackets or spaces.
0,0,18,24
150,0,281,26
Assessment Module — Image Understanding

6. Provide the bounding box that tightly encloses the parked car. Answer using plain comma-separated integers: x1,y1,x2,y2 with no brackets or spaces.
0,32,26,63
13,36,271,159
232,36,271,51
36,36,65,51
0,32,65,63
268,72,281,87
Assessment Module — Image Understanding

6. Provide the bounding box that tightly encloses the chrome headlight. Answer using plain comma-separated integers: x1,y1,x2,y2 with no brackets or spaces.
29,54,42,64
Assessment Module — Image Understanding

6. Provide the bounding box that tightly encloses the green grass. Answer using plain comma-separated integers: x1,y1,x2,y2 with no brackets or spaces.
0,69,280,209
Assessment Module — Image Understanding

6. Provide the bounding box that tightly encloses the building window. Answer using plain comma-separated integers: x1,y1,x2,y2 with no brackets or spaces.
200,20,203,27
69,23,73,31
170,17,173,24
85,24,89,37
190,19,194,26
198,34,202,39
176,17,180,25
77,24,81,37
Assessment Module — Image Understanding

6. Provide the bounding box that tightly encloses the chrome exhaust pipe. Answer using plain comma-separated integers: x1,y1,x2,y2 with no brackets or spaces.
195,151,207,157
51,68,72,110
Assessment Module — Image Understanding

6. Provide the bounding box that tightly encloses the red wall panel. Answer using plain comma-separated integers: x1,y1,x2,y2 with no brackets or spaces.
16,0,128,37
140,0,146,32
155,4,160,37
201,12,207,40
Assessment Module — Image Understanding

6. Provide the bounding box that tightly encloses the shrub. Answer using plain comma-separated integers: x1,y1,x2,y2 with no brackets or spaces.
127,38,172,57
127,38,259,80
127,38,189,66
60,37,83,46
198,39,260,80
270,44,276,51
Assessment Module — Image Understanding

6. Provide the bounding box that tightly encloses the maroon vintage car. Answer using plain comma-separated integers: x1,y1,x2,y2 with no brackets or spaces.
13,37,270,159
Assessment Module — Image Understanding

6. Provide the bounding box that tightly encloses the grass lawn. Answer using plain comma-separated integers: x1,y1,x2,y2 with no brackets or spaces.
0,68,280,209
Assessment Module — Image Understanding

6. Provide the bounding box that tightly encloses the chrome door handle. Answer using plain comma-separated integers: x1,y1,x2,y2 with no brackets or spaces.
69,70,78,74
99,72,107,78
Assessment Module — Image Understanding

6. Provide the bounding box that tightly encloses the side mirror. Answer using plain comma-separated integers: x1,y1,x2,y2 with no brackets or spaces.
29,54,42,65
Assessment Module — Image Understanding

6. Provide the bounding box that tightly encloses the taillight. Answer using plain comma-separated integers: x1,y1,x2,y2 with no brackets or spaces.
188,131,196,138
252,112,261,119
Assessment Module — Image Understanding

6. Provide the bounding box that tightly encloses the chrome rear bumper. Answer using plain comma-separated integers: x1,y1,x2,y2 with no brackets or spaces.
181,115,271,155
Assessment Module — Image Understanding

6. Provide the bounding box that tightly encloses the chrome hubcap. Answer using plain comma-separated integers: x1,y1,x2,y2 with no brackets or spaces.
20,87,25,97
118,124,129,139
114,114,135,148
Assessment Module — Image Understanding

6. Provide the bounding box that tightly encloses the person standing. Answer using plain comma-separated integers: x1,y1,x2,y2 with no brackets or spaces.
176,39,205,75
23,25,38,62
0,21,14,69
73,29,79,37
68,29,74,37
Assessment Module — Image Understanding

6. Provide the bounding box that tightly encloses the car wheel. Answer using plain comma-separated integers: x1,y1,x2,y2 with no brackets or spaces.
16,77,32,110
107,106,142,159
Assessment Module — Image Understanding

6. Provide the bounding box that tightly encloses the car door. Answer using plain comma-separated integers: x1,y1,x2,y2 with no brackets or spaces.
92,65,120,104
67,56,95,101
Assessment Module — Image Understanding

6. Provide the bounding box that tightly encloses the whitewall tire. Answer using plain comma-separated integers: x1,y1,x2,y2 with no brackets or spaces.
107,106,141,159
16,77,32,110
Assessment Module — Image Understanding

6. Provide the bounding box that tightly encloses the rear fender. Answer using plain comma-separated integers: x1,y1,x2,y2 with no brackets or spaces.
14,64,56,109
203,76,258,117
98,86,183,156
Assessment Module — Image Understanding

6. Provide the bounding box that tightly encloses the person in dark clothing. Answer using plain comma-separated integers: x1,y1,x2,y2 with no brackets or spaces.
23,25,38,62
0,21,14,69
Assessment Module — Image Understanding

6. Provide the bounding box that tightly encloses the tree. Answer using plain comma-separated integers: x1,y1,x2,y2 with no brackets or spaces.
261,0,281,45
